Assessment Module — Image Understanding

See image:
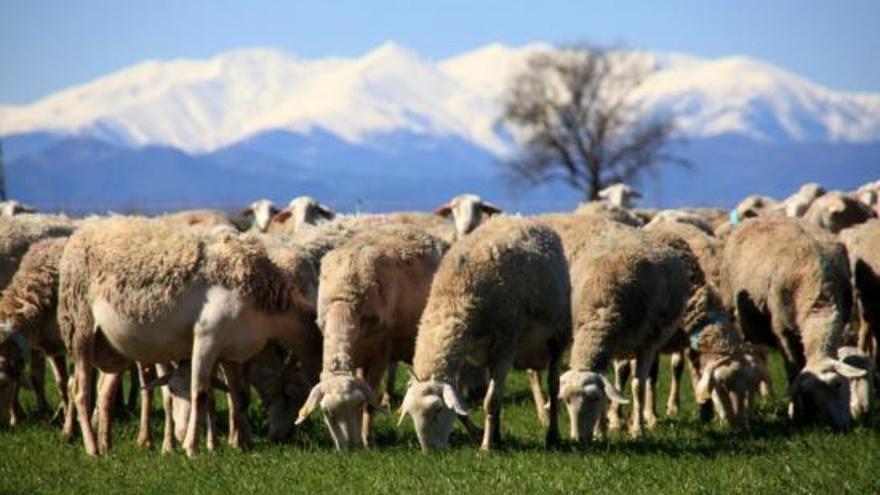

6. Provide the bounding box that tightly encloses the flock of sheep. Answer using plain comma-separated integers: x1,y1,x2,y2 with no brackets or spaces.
0,179,878,457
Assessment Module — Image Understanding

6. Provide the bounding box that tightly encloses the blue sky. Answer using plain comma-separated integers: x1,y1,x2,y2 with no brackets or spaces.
1,0,878,103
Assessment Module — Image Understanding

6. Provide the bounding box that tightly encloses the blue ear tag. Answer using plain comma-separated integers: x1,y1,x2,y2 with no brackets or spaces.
729,209,740,226
689,332,702,350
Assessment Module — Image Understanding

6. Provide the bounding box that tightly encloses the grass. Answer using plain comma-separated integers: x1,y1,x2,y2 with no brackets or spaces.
1,355,878,494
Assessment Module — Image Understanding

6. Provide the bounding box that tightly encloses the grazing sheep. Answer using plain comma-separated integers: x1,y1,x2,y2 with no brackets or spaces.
0,238,71,432
803,191,876,234
240,199,279,233
399,217,571,451
0,200,37,217
296,225,448,449
433,193,502,240
783,183,826,218
244,340,312,442
720,218,865,429
598,183,641,209
268,196,336,235
836,346,874,421
561,227,688,441
158,209,235,229
58,217,319,456
839,220,880,370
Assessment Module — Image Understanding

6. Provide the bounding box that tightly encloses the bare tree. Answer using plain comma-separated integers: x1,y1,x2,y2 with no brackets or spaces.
500,43,685,201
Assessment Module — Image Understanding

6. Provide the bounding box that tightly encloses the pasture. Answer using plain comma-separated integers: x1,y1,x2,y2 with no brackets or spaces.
1,354,877,494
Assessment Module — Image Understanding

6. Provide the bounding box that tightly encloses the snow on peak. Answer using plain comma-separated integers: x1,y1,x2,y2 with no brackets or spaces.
1,42,879,154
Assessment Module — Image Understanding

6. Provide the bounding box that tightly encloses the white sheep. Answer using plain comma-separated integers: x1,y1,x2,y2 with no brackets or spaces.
240,199,280,233
597,183,642,209
399,217,571,451
433,193,502,240
0,200,37,217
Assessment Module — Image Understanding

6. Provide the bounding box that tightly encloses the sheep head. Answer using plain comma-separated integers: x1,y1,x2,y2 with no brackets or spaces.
240,199,279,232
434,194,502,240
558,370,627,442
598,183,642,209
695,355,767,426
272,197,335,234
397,376,466,452
296,374,380,450
788,357,866,430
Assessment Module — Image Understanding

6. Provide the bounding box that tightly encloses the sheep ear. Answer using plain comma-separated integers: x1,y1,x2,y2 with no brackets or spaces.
295,384,323,425
272,210,293,224
239,207,254,217
828,197,847,214
141,373,173,391
442,384,468,416
317,204,335,220
269,205,281,216
832,359,867,379
434,204,453,217
630,190,643,199
397,387,415,427
479,201,502,216
599,375,628,404
695,367,715,403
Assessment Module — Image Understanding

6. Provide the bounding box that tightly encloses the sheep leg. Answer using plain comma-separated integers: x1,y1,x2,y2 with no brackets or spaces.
30,351,49,416
72,346,99,456
382,361,398,408
183,336,218,458
481,359,512,451
713,387,734,426
666,351,684,416
10,383,23,426
126,363,140,414
96,371,123,455
62,375,76,442
136,363,154,448
527,369,549,427
155,364,175,454
629,355,655,438
607,359,629,432
644,358,659,428
206,391,218,452
47,355,69,424
362,357,389,448
544,342,562,448
220,361,251,451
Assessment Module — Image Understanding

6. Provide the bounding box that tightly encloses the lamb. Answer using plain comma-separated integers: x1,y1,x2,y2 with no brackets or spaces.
597,183,642,209
399,217,571,451
560,227,689,441
296,225,449,449
0,200,37,217
0,237,71,430
639,221,768,427
839,220,880,371
268,196,336,235
57,216,319,456
433,193,502,240
803,191,876,234
719,217,866,428
240,199,279,232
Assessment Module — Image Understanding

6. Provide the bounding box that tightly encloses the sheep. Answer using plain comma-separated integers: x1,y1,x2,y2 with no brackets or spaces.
433,193,502,240
157,209,235,229
572,201,644,227
853,180,880,214
239,199,279,233
267,196,336,235
561,227,690,441
839,220,880,372
243,340,312,442
0,237,72,432
0,200,37,217
646,209,715,236
836,346,874,421
296,225,449,449
597,183,642,209
399,217,571,451
57,216,319,456
720,217,866,428
783,183,826,218
803,191,876,234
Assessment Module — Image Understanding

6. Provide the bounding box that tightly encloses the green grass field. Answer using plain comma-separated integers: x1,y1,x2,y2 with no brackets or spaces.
1,355,878,494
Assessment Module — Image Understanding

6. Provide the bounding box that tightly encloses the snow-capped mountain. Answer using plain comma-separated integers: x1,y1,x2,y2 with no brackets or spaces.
3,41,880,155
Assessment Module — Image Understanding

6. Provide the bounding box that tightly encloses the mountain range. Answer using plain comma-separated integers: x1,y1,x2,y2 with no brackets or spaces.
2,41,878,214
